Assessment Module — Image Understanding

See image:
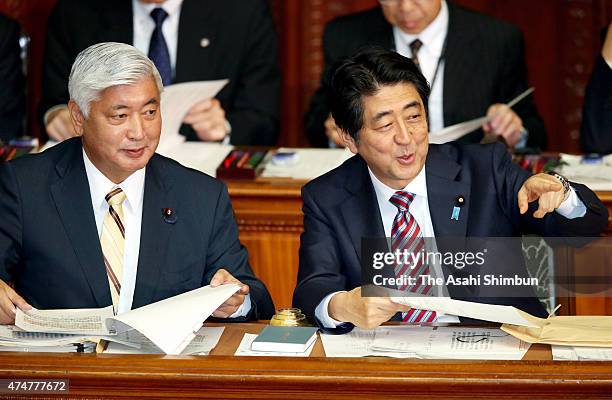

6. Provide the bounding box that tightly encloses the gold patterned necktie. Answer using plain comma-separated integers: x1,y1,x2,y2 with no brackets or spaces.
100,188,127,314
409,39,423,71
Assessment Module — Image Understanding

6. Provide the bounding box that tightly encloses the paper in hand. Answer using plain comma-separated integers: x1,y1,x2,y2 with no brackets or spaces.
158,80,229,152
429,87,534,144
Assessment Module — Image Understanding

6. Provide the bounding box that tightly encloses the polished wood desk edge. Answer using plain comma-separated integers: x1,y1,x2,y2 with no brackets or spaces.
1,354,611,381
2,323,611,398
1,323,611,379
226,179,304,198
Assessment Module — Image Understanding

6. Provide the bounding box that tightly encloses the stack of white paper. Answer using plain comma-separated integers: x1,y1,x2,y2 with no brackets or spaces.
371,326,530,360
320,327,419,358
157,141,233,177
552,345,612,361
11,284,239,354
261,148,354,180
0,325,97,353
105,326,225,355
558,153,612,191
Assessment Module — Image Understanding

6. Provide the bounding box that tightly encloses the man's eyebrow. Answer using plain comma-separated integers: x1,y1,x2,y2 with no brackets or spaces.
372,110,392,123
109,98,158,111
403,101,420,111
371,101,421,123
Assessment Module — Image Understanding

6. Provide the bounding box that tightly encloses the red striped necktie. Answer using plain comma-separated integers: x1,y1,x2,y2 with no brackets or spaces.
389,191,436,323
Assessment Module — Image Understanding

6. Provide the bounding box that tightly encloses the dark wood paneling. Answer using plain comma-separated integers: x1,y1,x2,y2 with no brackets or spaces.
6,0,610,150
271,0,612,152
452,0,612,152
0,0,57,141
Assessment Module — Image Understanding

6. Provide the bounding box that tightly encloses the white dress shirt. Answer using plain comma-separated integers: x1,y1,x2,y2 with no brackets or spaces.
393,0,448,135
132,0,232,143
132,0,183,75
83,149,250,316
83,149,145,315
315,164,587,328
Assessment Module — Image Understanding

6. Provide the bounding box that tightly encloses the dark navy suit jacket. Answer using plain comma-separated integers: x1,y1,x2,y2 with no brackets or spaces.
581,55,612,153
0,138,275,319
40,0,280,146
293,143,608,333
305,3,546,149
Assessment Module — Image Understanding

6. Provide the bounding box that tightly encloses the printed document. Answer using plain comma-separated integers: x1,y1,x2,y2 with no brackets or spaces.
105,326,225,355
429,88,534,144
13,284,240,354
158,80,229,153
371,326,530,360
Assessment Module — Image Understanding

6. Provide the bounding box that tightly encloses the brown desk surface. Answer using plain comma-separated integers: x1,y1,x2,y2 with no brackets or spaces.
1,323,611,399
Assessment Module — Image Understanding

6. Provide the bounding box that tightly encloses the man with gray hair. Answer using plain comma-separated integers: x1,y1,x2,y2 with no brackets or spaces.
0,42,274,324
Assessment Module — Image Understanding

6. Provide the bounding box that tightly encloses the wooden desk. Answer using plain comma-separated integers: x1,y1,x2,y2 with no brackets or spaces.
1,323,611,399
227,179,303,310
226,178,612,315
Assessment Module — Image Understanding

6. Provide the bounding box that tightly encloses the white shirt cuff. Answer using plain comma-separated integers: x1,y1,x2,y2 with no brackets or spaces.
43,104,68,126
605,58,612,69
513,127,529,149
555,187,587,219
314,291,346,328
229,293,251,318
220,119,232,145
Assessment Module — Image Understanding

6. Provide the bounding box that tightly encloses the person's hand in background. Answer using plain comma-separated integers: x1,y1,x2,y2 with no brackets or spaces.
45,106,78,141
183,98,229,142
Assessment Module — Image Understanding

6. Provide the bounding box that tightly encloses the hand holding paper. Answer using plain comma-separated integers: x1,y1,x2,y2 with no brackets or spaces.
329,287,411,329
183,98,229,142
158,80,229,152
210,269,249,318
483,103,523,146
0,279,31,325
429,88,534,145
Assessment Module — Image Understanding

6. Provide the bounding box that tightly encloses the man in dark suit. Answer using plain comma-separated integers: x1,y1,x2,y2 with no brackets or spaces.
305,0,546,150
581,23,612,154
41,0,279,146
294,48,607,333
0,43,274,324
0,13,25,142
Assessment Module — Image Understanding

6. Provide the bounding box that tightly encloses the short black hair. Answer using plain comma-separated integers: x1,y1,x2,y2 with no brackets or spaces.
328,46,430,141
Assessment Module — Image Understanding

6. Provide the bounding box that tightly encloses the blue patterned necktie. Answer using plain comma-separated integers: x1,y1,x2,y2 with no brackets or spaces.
148,8,172,86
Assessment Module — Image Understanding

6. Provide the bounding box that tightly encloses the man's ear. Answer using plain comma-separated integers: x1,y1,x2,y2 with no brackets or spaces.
340,130,359,154
67,100,85,136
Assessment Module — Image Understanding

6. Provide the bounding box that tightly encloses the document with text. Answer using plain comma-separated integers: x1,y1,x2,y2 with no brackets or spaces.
13,284,240,354
371,326,530,360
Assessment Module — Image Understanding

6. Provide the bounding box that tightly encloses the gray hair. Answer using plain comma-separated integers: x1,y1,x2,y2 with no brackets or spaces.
68,42,163,117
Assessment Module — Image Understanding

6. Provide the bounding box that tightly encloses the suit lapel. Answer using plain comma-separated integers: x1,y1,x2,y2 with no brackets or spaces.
175,0,217,82
101,0,133,44
371,7,395,50
50,139,111,307
425,146,470,237
132,156,175,308
442,3,479,125
340,156,386,263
